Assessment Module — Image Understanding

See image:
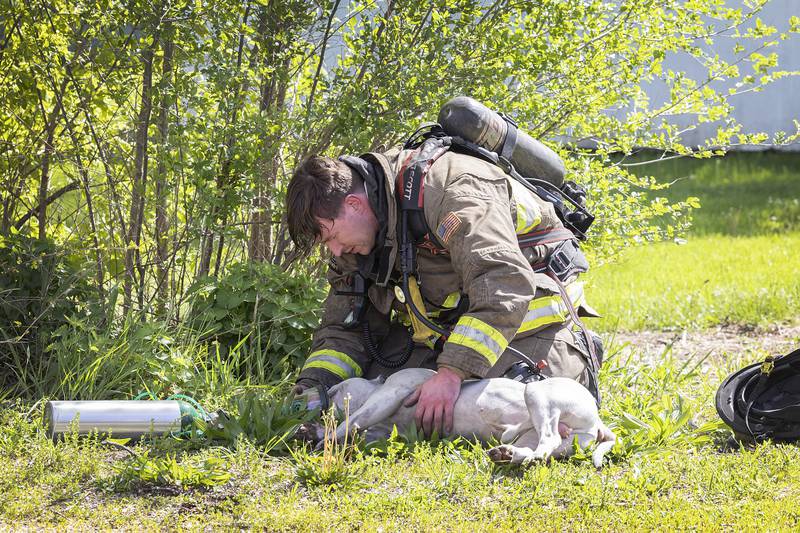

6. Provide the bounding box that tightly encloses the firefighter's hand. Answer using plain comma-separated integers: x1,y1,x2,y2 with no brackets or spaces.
403,366,463,437
291,382,322,412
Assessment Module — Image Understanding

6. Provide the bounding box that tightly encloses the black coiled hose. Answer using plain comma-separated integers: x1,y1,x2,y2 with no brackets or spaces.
362,321,415,369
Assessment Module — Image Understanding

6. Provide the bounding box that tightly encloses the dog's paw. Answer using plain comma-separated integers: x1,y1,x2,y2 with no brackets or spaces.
293,422,322,444
487,445,514,464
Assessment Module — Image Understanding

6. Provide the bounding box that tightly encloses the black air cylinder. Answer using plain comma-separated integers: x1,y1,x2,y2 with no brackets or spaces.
437,96,565,187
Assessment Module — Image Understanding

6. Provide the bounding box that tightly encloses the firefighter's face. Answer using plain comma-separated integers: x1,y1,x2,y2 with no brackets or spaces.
316,193,379,257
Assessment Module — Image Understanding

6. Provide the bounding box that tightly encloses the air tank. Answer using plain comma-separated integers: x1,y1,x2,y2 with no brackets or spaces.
437,96,566,187
44,400,196,439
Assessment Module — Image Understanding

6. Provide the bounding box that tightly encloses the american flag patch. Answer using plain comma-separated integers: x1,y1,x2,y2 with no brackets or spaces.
437,212,462,244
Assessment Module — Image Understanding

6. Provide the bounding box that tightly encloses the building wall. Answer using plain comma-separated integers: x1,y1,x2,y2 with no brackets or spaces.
640,0,800,151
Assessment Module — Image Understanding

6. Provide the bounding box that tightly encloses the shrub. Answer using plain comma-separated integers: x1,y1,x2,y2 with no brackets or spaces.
186,262,326,380
0,233,95,391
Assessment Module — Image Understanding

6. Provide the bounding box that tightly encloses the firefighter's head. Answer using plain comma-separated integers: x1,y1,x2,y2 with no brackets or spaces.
287,156,380,257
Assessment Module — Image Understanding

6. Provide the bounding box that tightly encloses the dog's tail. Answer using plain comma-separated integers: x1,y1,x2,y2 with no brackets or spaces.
592,424,616,468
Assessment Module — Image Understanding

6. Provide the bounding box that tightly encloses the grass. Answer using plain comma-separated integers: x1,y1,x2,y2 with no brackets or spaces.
2,342,799,530
621,151,800,237
587,151,800,331
587,232,800,331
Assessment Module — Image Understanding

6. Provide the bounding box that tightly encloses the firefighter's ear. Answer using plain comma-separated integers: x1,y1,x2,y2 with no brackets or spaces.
344,192,367,214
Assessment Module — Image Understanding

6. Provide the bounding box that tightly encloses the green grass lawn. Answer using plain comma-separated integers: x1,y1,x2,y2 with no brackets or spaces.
587,151,800,331
587,232,800,331
3,342,799,530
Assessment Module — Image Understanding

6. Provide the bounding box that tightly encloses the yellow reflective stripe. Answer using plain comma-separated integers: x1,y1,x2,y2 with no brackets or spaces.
303,349,363,379
442,291,461,308
517,282,585,335
447,316,508,366
515,202,541,234
303,360,352,380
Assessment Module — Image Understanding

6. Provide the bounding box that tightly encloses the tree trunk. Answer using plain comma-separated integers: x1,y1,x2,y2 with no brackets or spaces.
34,87,64,241
124,35,158,313
63,132,106,311
37,122,56,242
154,26,174,314
198,4,251,278
248,62,288,263
248,3,295,264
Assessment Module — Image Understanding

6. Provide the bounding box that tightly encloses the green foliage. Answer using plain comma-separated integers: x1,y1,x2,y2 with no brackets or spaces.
362,422,467,459
0,234,95,390
2,0,797,402
2,0,796,336
574,157,699,263
600,343,729,463
187,262,326,378
291,407,366,491
197,389,317,452
103,450,231,491
12,317,246,400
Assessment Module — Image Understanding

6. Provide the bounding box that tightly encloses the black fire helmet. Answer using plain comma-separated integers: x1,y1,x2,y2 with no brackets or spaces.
716,347,800,442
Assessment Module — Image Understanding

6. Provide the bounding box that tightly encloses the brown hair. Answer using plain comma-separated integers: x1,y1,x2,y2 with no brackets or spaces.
285,156,358,254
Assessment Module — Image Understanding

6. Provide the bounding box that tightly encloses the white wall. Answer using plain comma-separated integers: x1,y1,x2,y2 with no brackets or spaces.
639,0,800,151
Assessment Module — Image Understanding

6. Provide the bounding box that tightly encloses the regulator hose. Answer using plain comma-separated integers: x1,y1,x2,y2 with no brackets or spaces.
362,321,415,369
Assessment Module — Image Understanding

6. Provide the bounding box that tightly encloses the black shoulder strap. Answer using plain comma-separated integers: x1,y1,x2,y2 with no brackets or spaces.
448,136,593,241
396,135,452,242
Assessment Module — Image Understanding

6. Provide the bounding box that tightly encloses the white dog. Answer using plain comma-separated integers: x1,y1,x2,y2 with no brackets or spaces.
300,368,615,468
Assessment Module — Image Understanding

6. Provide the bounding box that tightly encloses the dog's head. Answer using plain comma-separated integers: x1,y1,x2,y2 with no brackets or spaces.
293,420,325,444
292,376,385,446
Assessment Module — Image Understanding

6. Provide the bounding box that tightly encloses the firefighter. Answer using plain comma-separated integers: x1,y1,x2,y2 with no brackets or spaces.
285,140,602,438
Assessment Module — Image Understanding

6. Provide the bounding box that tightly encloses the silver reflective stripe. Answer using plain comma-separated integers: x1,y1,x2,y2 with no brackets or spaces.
450,321,505,363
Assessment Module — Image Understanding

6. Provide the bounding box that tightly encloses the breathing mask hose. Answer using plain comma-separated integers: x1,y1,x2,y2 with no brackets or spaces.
362,321,414,369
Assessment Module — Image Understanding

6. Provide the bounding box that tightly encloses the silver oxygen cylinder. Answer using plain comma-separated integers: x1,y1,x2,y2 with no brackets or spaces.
44,400,194,439
437,96,566,187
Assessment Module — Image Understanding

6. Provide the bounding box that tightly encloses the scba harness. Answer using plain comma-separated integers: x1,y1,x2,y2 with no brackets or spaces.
397,124,593,267
398,124,594,248
391,124,602,403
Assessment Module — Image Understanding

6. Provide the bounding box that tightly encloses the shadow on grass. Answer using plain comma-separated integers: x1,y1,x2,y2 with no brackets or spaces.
622,151,800,236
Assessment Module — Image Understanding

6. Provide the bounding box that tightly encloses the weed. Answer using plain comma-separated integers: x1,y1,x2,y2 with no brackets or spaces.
600,344,729,461
197,389,316,452
101,450,231,492
363,422,465,459
292,399,366,491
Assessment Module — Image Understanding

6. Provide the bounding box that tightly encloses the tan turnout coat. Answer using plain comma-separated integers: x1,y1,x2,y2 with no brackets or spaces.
298,146,592,389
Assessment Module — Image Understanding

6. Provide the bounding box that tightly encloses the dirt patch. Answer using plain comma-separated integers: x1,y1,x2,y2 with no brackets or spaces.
609,322,800,366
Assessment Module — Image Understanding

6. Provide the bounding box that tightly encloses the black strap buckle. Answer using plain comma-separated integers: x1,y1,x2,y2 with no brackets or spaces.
338,273,369,329
546,240,588,281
